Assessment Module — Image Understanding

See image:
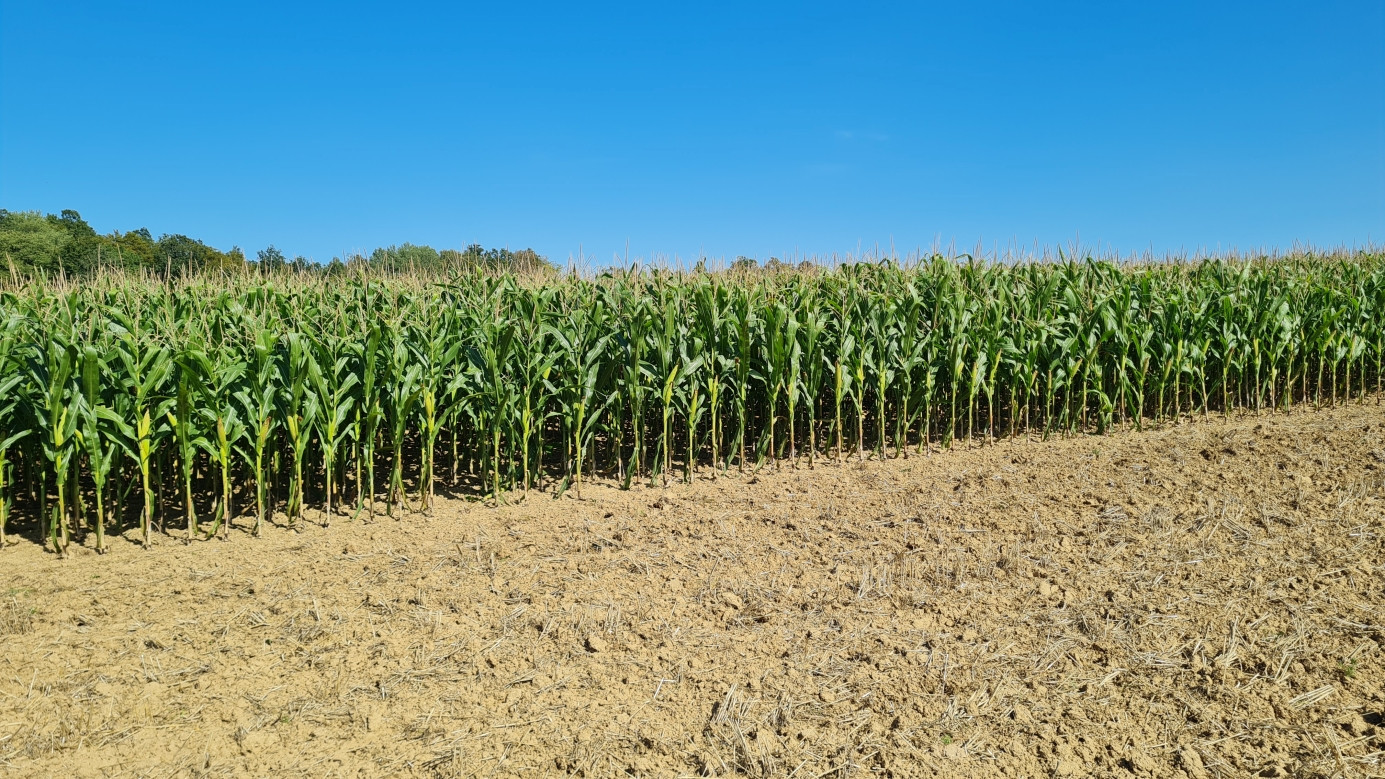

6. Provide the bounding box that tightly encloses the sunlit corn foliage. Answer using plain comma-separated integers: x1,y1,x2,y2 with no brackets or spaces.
0,252,1381,554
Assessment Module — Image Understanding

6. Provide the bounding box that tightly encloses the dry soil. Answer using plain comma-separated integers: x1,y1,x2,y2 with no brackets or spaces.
2,404,1384,778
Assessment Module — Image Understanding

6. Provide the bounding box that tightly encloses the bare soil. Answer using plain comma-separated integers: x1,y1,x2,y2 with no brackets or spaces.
2,404,1384,778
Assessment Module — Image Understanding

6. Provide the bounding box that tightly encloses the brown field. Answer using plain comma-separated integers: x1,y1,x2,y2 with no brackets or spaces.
1,405,1383,778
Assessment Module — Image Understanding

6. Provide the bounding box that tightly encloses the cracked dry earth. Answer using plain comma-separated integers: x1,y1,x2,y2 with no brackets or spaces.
2,404,1384,778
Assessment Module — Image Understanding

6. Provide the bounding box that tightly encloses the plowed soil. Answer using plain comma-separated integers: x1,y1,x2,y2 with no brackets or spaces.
2,404,1384,778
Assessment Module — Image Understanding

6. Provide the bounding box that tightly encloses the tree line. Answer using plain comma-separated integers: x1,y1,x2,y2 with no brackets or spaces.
0,209,552,280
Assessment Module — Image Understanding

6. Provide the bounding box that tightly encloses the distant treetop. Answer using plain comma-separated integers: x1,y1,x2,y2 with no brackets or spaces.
357,243,553,275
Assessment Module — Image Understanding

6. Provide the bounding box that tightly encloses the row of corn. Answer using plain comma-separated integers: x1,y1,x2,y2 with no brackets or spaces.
0,253,1381,555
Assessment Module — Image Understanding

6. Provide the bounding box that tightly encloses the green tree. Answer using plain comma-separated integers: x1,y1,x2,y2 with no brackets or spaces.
257,245,286,273
0,210,68,276
55,210,100,275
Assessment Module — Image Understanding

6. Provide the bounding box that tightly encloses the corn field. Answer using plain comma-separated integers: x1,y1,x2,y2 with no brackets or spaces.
0,253,1381,555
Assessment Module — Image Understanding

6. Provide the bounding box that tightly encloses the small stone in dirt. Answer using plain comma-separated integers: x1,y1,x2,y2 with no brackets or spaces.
720,592,743,610
1010,704,1033,725
1038,581,1055,597
585,634,608,653
818,689,835,703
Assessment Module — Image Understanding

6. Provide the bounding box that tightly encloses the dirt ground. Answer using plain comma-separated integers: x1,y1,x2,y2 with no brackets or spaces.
1,405,1383,778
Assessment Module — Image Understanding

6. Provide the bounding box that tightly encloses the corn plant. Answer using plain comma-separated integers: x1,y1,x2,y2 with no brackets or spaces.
309,327,358,523
30,334,78,556
0,310,30,549
109,308,173,547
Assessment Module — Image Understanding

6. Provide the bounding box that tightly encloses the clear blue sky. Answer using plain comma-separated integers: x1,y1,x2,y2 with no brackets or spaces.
2,1,1383,265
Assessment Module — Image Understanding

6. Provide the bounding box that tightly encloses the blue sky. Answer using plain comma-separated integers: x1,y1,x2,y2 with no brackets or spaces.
2,1,1382,265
